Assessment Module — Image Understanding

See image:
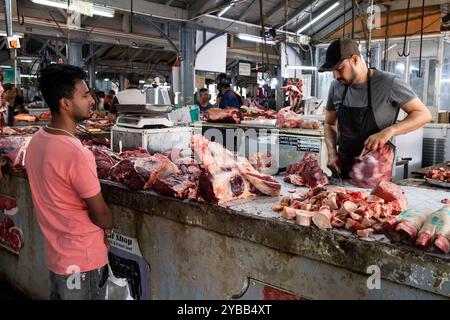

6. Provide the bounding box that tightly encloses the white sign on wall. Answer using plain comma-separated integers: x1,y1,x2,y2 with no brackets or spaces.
195,31,227,73
238,62,251,76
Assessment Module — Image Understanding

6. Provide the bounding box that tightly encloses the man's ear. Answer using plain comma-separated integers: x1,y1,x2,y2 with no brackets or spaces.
351,55,359,66
59,97,71,112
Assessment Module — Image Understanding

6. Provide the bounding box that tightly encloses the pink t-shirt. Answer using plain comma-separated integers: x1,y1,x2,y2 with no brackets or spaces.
25,128,108,275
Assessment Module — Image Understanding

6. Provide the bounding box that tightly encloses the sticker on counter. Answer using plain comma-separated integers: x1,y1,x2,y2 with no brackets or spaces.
278,135,299,146
298,138,321,153
107,232,151,300
0,194,24,255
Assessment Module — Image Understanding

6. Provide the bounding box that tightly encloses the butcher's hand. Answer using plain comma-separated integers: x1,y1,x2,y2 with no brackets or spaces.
364,128,393,151
327,152,341,173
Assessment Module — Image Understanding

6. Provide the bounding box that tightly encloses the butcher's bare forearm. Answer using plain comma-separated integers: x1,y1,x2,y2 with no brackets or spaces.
384,110,431,137
324,123,338,156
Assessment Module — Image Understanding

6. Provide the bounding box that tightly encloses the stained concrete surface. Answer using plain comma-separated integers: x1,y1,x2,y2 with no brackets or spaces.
0,280,30,300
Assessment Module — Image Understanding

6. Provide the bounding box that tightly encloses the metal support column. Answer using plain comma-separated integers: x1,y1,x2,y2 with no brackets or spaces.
180,24,195,106
88,43,96,88
119,73,125,91
3,0,12,37
68,42,83,67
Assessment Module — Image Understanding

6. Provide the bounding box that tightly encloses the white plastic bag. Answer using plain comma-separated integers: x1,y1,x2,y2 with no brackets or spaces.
105,264,134,300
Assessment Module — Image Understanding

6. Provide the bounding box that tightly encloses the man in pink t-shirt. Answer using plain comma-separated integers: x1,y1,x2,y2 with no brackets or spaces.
25,64,113,300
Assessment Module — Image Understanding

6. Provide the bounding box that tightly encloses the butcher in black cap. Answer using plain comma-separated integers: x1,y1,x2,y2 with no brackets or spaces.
320,38,431,177
215,73,242,109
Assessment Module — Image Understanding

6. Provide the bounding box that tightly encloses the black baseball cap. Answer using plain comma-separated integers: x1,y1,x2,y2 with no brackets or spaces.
318,39,361,73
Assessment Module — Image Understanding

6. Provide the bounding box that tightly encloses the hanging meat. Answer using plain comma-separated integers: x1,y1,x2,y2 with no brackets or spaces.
280,79,304,113
275,107,321,129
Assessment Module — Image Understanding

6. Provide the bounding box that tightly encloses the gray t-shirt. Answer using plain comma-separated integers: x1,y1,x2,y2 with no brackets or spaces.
326,69,417,130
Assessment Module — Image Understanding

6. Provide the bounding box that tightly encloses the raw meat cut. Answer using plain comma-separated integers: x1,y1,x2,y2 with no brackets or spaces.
87,145,122,179
0,136,31,169
382,209,430,243
110,154,179,190
275,107,320,129
248,152,277,175
370,181,408,214
350,145,394,188
14,113,37,122
284,153,329,189
0,127,17,135
0,195,17,210
205,108,241,124
312,206,332,229
153,175,197,200
235,156,281,197
426,167,450,182
191,135,280,203
37,111,52,121
10,126,39,135
274,182,407,237
0,217,23,253
82,137,110,148
119,148,150,159
416,205,450,253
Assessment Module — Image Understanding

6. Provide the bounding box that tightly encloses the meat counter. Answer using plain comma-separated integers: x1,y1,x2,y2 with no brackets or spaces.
0,171,448,300
191,121,329,174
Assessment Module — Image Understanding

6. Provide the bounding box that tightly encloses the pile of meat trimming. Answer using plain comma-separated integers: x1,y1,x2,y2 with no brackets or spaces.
273,151,450,254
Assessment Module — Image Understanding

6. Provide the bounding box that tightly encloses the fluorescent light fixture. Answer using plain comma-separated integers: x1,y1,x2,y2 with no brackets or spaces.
286,66,317,71
237,34,276,45
104,78,110,81
139,80,145,84
19,60,33,63
0,65,12,68
0,31,23,38
92,6,115,18
395,63,405,72
297,2,340,34
384,44,397,53
218,5,232,17
20,74,37,78
31,0,114,18
218,1,238,17
31,0,67,9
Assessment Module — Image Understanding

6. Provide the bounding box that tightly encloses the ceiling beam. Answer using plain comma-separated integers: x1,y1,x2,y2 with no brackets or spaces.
0,13,180,52
280,0,324,30
239,0,260,21
253,1,284,25
188,0,228,19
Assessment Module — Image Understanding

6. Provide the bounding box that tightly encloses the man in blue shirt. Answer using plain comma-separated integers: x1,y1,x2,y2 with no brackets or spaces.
216,73,243,110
